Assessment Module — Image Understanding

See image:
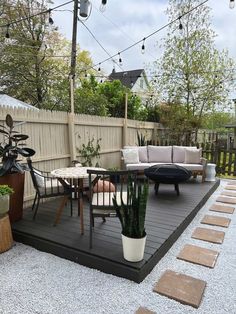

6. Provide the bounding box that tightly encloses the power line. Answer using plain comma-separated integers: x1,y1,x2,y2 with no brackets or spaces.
93,4,157,62
78,18,123,71
79,0,210,74
0,0,73,29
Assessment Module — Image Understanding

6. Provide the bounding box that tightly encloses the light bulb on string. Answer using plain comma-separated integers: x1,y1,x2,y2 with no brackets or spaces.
98,63,101,72
100,0,107,12
178,16,183,30
118,52,123,66
85,71,87,78
141,38,146,54
48,10,54,25
229,0,235,9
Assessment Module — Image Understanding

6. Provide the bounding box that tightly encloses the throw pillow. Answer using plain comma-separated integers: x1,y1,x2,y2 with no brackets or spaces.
184,148,202,164
93,180,116,193
122,149,139,164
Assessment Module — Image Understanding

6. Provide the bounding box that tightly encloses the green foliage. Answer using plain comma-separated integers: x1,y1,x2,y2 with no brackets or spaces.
0,185,14,196
0,1,94,109
77,136,101,167
0,114,35,175
202,111,234,133
137,131,146,146
150,0,236,143
113,179,149,238
75,76,108,115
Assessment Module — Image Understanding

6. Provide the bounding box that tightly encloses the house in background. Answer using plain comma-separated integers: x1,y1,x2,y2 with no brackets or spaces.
0,94,38,110
108,69,149,97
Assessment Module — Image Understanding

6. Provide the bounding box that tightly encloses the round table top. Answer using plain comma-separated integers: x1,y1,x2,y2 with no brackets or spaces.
51,167,106,179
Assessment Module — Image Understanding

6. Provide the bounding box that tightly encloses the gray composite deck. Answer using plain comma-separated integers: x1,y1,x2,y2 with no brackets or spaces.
12,179,219,283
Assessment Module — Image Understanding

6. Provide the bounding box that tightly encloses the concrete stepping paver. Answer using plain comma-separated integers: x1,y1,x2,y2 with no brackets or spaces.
221,190,236,197
177,244,219,268
225,185,236,190
135,307,156,314
153,270,206,308
201,215,231,228
191,227,225,244
216,196,236,205
226,182,236,185
210,203,235,214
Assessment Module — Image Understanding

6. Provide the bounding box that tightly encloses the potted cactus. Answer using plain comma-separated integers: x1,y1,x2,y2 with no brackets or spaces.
113,179,149,262
0,114,35,222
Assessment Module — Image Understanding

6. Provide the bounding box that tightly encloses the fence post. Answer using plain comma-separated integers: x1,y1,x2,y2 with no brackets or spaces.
68,113,76,162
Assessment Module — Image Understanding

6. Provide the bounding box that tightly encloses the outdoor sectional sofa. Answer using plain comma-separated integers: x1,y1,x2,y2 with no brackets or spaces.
121,145,207,182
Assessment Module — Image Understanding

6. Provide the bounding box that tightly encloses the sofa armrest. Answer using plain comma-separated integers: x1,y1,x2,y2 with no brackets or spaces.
200,157,207,170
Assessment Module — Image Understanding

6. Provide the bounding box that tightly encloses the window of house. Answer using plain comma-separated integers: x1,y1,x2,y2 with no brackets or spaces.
140,78,144,88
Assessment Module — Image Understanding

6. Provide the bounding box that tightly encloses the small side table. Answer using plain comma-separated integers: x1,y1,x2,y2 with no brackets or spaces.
205,163,216,182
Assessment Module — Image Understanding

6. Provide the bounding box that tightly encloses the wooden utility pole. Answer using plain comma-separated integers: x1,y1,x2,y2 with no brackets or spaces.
68,0,79,162
123,92,128,147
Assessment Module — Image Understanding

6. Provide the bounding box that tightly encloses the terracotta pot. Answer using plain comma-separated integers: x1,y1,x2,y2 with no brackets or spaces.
0,172,25,222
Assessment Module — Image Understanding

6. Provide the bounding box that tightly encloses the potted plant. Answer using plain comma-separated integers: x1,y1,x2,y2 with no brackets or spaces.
0,184,14,217
108,167,120,184
0,114,35,222
0,184,14,253
113,179,149,262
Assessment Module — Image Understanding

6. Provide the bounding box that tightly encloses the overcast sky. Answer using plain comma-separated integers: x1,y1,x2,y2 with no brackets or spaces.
51,0,236,76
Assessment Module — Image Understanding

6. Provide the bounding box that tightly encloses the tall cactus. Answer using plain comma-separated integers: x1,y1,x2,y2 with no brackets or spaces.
113,178,149,238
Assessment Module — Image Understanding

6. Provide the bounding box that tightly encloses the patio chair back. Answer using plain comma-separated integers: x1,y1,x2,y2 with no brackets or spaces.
87,169,138,248
27,158,73,225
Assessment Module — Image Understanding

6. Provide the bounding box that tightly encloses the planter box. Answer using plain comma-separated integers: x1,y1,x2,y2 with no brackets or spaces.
0,172,25,222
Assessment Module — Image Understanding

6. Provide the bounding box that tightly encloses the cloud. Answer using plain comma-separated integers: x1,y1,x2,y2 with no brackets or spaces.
52,0,236,75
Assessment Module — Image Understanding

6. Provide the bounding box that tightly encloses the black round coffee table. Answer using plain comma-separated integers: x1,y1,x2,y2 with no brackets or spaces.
144,164,192,195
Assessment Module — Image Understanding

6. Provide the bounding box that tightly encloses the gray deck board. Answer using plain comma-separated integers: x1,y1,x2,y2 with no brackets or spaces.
12,179,219,282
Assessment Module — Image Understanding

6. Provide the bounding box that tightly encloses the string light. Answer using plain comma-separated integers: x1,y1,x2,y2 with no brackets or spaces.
118,52,123,66
98,63,101,72
5,24,10,38
229,0,235,9
100,0,107,12
85,71,87,77
141,38,146,54
48,10,54,25
178,16,183,30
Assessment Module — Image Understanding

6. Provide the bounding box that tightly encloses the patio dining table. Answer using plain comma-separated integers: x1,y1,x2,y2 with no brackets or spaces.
51,166,105,235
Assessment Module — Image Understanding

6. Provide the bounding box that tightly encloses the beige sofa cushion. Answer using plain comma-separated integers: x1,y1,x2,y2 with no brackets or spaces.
124,146,148,162
184,148,202,164
173,146,197,163
122,148,139,164
175,163,203,171
148,145,172,163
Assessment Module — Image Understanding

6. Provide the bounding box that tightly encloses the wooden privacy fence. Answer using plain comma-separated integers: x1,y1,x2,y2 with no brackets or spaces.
202,146,236,177
0,107,161,205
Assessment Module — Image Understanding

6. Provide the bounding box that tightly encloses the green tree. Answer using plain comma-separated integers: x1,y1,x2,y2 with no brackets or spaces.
0,0,93,110
75,76,108,115
97,80,146,120
151,0,236,143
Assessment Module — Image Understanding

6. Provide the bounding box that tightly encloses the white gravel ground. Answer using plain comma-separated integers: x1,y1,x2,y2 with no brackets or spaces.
0,180,236,314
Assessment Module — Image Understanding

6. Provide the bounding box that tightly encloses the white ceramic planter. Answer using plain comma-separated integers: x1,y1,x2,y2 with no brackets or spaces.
121,234,146,262
0,194,10,217
205,163,216,182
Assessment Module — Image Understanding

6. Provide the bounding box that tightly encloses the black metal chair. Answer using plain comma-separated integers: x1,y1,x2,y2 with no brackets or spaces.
87,169,137,248
27,158,74,225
